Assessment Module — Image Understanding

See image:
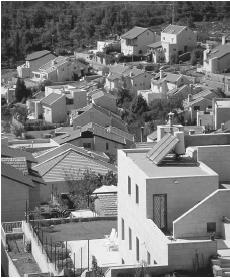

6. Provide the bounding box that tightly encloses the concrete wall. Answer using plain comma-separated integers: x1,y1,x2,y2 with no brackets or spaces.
94,135,124,156
185,133,230,147
146,168,219,231
1,176,29,222
52,96,67,123
106,264,172,277
168,240,217,271
198,145,230,181
215,106,230,130
22,221,58,275
117,150,169,266
173,189,230,238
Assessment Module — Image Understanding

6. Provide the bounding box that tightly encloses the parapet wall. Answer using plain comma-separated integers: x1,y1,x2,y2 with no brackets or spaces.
185,133,230,147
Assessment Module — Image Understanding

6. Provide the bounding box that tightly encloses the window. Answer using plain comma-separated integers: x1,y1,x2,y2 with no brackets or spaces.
83,143,91,149
66,98,74,105
106,142,109,150
163,37,165,40
122,218,125,240
129,228,132,250
136,184,139,204
171,38,174,43
207,222,216,233
194,106,200,111
147,252,151,265
128,176,131,195
136,237,139,261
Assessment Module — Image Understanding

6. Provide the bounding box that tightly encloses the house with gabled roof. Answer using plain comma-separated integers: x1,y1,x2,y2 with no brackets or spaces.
148,24,197,63
32,143,117,201
1,143,46,210
183,88,217,123
32,56,89,82
105,64,153,95
202,41,230,74
53,122,134,155
70,103,128,132
17,50,57,78
41,92,66,123
121,26,160,56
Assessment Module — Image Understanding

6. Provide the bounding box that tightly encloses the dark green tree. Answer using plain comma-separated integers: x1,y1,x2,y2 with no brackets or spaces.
15,78,28,102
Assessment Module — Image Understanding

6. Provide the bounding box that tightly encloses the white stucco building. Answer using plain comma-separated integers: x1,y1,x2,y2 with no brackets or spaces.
117,121,230,272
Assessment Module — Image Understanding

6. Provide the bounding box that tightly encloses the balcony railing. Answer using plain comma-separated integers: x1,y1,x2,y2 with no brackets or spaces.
2,221,22,233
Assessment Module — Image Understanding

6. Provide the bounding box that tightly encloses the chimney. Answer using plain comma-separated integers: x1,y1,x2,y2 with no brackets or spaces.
140,126,144,142
188,94,192,103
221,122,225,131
160,69,163,79
168,112,174,133
222,36,226,45
174,131,185,155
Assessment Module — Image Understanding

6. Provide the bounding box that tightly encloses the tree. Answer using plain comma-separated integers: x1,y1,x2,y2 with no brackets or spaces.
12,104,28,123
15,78,28,102
64,169,117,210
131,95,149,115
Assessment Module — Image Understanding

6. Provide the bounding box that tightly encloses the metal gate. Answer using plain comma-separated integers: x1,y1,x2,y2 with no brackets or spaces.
153,194,167,231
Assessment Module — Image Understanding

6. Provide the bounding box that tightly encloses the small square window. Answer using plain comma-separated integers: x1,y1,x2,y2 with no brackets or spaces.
207,222,216,233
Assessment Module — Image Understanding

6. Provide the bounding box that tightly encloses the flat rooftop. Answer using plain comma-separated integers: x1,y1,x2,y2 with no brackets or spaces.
126,150,214,178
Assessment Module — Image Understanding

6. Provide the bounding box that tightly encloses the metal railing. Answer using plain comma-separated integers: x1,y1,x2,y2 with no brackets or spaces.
2,221,22,233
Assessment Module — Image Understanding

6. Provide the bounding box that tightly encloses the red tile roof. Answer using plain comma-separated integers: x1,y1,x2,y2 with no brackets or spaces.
41,93,64,106
121,26,150,39
162,24,187,34
1,157,28,175
1,162,34,187
26,50,54,61
1,144,37,163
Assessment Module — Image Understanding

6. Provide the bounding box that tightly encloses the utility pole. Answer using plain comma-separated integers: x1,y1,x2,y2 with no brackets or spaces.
172,2,175,25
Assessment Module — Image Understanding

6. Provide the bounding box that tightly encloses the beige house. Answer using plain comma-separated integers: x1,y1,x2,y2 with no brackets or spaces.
17,50,56,78
183,88,217,123
105,64,153,95
138,71,190,103
71,103,128,132
121,26,160,56
202,41,230,74
54,122,134,156
160,25,197,63
32,56,89,82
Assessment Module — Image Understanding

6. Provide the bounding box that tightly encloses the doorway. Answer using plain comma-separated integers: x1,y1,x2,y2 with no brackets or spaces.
153,194,167,231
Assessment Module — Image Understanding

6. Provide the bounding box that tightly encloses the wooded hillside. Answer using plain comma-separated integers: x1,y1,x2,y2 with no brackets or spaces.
1,1,230,64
